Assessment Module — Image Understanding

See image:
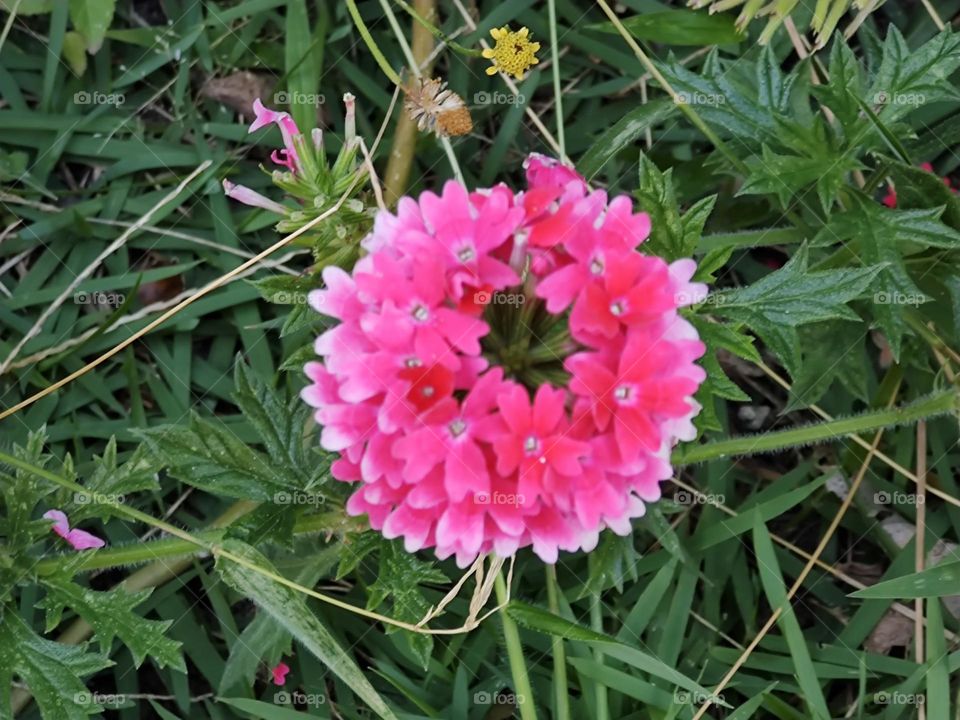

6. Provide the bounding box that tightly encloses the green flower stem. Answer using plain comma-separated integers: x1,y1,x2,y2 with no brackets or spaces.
545,566,571,720
345,0,402,86
672,389,958,466
495,571,539,720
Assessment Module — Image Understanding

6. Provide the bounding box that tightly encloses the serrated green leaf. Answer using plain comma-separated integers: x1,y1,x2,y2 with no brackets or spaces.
233,358,321,486
215,539,399,720
714,245,881,370
815,197,960,358
783,321,869,411
134,413,290,501
40,579,184,671
636,154,716,260
0,611,112,720
868,27,960,124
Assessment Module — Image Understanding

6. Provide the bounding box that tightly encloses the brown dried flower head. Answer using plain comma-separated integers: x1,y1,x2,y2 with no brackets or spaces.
404,77,472,138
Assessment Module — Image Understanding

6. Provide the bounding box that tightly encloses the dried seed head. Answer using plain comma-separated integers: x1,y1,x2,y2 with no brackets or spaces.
404,77,472,138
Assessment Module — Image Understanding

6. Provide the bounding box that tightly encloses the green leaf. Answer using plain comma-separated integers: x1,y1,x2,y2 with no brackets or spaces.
850,560,960,598
0,611,112,720
752,518,830,719
507,601,729,707
284,0,325,134
71,438,158,522
215,539,399,720
739,144,860,214
134,413,290,501
690,318,757,431
233,358,322,486
366,540,446,669
636,154,717,261
886,159,960,229
40,578,184,671
589,9,741,46
658,49,779,142
815,197,960,358
868,27,960,124
782,321,869,411
61,31,87,75
714,244,881,371
812,41,863,135
68,0,115,53
578,100,676,179
219,546,340,694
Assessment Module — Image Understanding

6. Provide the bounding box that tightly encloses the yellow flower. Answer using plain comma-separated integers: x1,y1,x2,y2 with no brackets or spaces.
482,26,541,80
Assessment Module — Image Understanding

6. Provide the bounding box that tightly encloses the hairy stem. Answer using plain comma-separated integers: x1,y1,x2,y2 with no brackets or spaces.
673,389,958,466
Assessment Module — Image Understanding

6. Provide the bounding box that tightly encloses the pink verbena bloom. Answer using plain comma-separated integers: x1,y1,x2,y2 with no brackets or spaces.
302,158,707,566
43,510,105,550
250,98,302,172
271,661,291,686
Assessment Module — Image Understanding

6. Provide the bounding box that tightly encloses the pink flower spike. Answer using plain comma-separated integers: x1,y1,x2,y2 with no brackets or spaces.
271,661,291,686
222,180,288,214
43,510,105,551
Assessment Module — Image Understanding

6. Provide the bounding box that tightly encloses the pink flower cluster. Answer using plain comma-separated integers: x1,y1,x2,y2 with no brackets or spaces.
302,155,707,565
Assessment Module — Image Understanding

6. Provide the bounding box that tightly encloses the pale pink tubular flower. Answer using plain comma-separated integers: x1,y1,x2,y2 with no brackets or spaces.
302,155,707,566
222,180,288,214
43,510,105,550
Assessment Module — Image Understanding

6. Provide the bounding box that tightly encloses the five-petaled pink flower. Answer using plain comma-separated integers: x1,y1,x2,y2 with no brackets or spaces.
302,154,707,565
43,510,105,550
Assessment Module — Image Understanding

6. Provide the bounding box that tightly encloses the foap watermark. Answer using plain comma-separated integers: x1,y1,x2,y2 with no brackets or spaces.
275,91,325,107
874,490,925,506
74,692,127,706
674,489,725,506
874,691,925,706
73,90,125,107
675,290,724,307
272,291,310,305
274,490,327,506
474,290,525,306
474,491,524,507
275,691,327,706
873,91,926,107
874,290,925,306
474,90,524,105
474,691,526,705
74,491,125,506
674,91,725,106
74,291,126,306
674,690,726,706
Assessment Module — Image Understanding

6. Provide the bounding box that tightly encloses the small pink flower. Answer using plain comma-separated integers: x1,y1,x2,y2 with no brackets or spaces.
271,661,291,686
249,98,301,172
222,180,288,215
302,158,708,565
43,510,105,551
